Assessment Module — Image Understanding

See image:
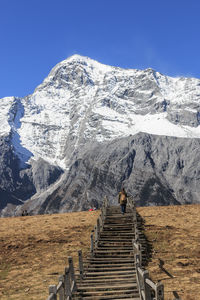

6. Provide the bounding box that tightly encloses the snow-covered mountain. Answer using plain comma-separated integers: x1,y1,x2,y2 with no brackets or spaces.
0,55,200,216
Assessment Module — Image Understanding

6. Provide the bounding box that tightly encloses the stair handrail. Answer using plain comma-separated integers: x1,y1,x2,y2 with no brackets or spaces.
132,204,164,300
46,255,79,300
90,196,108,256
46,197,108,299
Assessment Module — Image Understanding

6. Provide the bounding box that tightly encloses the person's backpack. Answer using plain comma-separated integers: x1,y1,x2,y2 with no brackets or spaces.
120,192,127,204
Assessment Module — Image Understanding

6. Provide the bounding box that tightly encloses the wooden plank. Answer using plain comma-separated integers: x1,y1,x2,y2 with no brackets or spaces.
85,263,135,267
81,274,137,280
76,290,139,296
85,258,135,262
145,277,156,290
79,279,137,284
78,296,141,300
77,283,138,290
85,270,136,276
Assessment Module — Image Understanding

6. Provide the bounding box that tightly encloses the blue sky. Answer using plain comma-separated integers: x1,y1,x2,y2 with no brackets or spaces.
0,0,200,98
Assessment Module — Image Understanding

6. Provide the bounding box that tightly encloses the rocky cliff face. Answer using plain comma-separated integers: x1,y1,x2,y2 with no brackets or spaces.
0,55,200,216
24,133,199,215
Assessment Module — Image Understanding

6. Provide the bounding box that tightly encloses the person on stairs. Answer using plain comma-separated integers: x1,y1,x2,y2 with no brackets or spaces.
118,188,128,214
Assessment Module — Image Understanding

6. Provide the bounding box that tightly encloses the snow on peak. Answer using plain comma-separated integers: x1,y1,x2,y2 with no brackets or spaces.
1,55,200,169
0,97,16,135
65,54,116,70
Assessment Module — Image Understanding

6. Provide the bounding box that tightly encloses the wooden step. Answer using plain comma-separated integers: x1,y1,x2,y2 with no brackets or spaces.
75,289,138,296
85,256,135,261
73,295,140,300
71,205,141,299
85,262,135,266
96,246,133,250
77,278,137,284
86,266,136,272
81,273,137,280
85,270,136,276
77,283,137,292
73,293,140,300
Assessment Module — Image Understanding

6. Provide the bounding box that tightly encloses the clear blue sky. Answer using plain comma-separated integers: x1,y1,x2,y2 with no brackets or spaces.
0,0,200,98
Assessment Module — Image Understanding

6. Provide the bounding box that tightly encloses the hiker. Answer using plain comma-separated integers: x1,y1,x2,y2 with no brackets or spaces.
118,188,128,214
21,210,28,216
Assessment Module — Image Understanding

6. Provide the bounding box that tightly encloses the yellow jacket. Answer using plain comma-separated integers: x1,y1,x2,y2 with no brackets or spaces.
118,191,127,205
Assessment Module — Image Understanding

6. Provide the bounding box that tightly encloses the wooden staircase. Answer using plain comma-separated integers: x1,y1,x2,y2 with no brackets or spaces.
72,205,141,299
46,200,164,300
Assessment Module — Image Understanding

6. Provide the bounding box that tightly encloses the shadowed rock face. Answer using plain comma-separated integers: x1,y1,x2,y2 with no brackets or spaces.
0,135,63,216
23,133,199,215
0,131,200,216
0,136,35,207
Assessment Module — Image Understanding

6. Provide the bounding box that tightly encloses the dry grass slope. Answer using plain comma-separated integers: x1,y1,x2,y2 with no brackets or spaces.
138,204,200,300
0,204,199,300
0,211,100,300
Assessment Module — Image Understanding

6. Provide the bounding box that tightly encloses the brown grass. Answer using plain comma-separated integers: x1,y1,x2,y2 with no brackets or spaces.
0,210,99,300
0,204,200,300
138,204,200,300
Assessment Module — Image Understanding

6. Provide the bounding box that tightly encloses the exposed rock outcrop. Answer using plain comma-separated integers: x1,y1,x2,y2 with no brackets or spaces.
19,133,199,215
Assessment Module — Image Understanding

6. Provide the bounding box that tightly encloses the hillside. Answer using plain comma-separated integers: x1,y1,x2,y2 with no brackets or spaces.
138,204,200,300
0,210,100,300
0,204,200,300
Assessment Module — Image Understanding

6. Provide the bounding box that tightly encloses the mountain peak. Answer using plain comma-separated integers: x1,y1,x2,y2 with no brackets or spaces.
1,55,200,216
63,54,113,72
2,54,200,171
66,54,91,62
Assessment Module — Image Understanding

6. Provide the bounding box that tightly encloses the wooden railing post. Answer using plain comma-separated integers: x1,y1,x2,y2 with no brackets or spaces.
97,218,100,236
49,285,57,300
133,240,142,267
99,213,103,231
135,223,139,242
101,196,108,224
133,208,137,222
143,270,151,300
68,256,77,292
102,207,105,225
90,232,94,256
78,250,84,280
136,267,144,299
135,253,141,268
64,267,72,298
138,243,142,266
128,196,134,211
101,208,104,224
155,282,164,300
58,275,65,300
94,225,98,248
